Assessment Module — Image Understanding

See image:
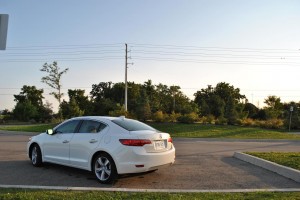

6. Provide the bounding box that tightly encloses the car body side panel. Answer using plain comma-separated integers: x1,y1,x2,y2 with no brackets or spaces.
69,127,109,169
42,132,75,165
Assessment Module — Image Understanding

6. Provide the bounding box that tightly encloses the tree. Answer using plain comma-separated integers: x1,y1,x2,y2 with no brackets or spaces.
194,82,246,123
264,95,283,119
244,103,259,119
38,101,53,122
209,94,225,118
194,86,214,116
214,82,246,123
40,61,69,111
90,82,117,115
155,83,171,113
224,96,238,124
14,85,44,107
13,85,52,122
60,98,84,119
142,80,160,113
68,89,91,115
135,90,152,121
13,100,38,121
90,82,113,100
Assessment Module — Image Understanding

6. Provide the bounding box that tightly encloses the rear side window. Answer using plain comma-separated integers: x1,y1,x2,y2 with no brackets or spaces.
112,119,157,132
78,120,107,133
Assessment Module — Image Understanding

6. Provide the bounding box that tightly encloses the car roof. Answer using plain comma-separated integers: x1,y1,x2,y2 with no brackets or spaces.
69,116,125,123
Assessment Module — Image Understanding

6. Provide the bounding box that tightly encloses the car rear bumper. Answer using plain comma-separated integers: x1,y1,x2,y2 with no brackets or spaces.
115,146,175,174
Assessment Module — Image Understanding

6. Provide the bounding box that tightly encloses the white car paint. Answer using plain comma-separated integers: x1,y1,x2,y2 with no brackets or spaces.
27,116,175,183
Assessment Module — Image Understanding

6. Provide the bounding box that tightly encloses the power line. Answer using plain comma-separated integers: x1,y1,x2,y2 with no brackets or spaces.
132,56,300,66
1,42,299,66
0,56,123,62
6,43,123,50
129,43,300,53
132,50,300,59
129,43,300,66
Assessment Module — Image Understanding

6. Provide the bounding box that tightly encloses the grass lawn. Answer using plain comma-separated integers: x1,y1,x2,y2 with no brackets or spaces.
246,152,300,171
1,122,300,140
149,123,300,140
0,189,299,200
0,124,56,132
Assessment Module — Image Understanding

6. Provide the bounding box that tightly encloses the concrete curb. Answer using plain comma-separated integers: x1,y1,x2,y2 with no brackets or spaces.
234,152,300,183
0,184,300,193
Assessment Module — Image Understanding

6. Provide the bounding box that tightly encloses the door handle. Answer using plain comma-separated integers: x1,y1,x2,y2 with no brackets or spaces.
89,139,98,144
62,140,69,144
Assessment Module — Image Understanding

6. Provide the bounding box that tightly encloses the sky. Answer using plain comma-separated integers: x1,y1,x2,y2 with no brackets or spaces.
1,0,300,112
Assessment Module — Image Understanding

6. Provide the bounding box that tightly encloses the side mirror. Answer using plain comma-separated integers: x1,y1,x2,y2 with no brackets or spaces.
46,129,54,135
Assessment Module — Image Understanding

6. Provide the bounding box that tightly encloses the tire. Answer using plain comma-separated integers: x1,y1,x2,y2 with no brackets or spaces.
31,144,43,167
93,153,117,184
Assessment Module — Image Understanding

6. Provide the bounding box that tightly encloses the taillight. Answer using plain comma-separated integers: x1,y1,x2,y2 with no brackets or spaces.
168,137,173,143
119,139,152,146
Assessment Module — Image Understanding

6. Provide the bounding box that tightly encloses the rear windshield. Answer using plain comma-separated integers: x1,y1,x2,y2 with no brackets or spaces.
112,118,158,132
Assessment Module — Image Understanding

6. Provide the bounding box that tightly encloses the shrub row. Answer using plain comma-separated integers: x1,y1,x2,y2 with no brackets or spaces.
238,118,284,129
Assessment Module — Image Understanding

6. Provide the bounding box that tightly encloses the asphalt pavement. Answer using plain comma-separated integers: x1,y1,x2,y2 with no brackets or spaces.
0,131,299,189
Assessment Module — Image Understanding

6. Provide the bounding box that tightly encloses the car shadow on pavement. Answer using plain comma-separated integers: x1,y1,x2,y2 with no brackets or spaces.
0,160,114,187
0,160,161,188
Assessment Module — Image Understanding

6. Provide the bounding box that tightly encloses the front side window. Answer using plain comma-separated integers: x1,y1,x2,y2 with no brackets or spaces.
78,120,107,133
55,120,80,134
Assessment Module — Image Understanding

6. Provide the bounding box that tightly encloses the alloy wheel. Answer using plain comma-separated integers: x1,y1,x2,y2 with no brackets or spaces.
94,156,111,181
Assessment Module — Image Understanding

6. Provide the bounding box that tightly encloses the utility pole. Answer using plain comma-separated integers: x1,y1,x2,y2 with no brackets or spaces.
125,43,128,111
124,43,133,112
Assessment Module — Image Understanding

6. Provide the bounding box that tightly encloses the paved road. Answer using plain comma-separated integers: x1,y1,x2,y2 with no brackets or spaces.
0,131,299,189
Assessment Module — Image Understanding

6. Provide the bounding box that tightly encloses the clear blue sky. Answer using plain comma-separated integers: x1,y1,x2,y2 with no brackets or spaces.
1,0,300,112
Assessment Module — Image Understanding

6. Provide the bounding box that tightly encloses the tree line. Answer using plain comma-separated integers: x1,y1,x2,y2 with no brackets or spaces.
0,81,298,129
0,62,299,129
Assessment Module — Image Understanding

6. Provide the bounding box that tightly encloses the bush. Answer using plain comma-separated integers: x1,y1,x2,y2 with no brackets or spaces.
109,105,129,117
240,118,284,129
215,116,228,125
167,112,181,122
177,112,199,124
202,115,215,124
261,119,284,129
152,111,165,122
240,118,256,126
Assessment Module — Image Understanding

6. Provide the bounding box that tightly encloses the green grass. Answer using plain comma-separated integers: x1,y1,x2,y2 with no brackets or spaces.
0,189,299,200
149,123,300,140
0,124,56,132
1,123,300,140
246,152,300,171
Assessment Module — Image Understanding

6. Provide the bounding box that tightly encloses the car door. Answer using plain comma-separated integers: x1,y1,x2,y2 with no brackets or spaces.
69,120,108,169
43,120,80,165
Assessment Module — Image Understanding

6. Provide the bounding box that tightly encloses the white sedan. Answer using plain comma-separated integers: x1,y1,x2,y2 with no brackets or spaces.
27,116,175,184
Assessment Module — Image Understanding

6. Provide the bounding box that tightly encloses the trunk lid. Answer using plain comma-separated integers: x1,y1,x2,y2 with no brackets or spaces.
129,130,173,152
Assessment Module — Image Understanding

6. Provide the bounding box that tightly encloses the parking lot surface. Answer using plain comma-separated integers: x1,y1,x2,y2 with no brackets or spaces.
0,131,299,189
